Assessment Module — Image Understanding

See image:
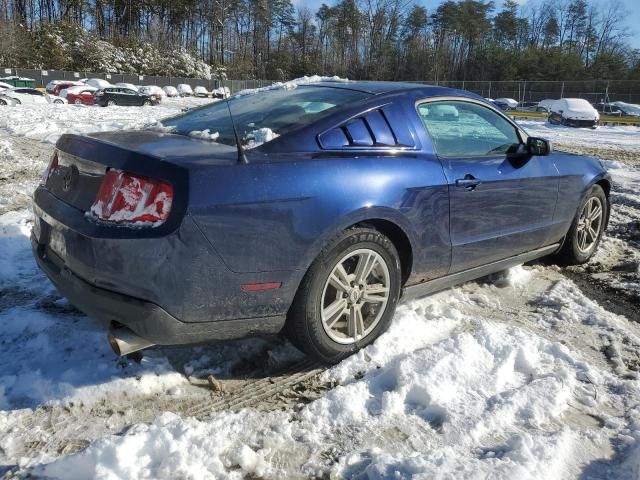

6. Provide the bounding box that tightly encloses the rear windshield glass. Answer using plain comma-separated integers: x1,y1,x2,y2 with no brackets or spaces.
161,86,369,148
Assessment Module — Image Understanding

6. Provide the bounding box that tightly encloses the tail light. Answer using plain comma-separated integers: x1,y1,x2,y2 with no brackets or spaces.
89,169,173,227
41,152,59,185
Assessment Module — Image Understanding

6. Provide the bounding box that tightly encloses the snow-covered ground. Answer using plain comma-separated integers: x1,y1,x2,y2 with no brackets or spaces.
1,103,640,479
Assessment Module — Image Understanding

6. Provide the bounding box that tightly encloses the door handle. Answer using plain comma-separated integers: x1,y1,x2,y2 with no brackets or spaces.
455,175,482,190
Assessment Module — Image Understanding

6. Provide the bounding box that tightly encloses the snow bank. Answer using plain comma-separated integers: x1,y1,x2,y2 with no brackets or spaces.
0,210,187,409
37,282,638,479
0,98,212,144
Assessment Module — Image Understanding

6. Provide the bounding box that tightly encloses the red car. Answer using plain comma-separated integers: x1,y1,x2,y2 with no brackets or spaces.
48,82,82,96
66,88,97,105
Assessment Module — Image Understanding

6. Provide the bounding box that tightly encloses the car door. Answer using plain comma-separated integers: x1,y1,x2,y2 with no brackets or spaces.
417,98,559,273
120,88,137,105
13,89,32,104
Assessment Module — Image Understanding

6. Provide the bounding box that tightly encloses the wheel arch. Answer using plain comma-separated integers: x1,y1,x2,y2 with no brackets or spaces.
590,174,612,228
295,207,418,290
352,218,413,285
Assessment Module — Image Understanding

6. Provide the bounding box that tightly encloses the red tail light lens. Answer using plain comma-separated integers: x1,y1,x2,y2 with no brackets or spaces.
41,152,59,185
89,169,173,227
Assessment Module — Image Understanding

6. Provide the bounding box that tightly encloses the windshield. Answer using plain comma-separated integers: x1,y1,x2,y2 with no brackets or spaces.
161,86,370,148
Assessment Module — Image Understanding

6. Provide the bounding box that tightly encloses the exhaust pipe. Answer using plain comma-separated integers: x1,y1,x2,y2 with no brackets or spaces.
108,326,155,356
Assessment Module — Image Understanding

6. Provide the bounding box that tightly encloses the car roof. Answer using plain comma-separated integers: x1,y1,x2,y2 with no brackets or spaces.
308,81,440,94
300,81,487,103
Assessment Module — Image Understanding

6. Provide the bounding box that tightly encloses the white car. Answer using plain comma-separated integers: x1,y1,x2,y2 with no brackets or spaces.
194,86,209,97
3,88,67,105
139,85,166,99
163,86,179,97
177,84,194,96
86,78,112,90
0,81,14,92
211,86,230,98
549,98,599,128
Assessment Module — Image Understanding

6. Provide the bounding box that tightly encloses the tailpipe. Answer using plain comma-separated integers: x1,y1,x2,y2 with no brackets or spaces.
108,326,155,356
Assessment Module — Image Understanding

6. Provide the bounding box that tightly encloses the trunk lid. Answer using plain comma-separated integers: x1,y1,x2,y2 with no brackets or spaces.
46,130,237,212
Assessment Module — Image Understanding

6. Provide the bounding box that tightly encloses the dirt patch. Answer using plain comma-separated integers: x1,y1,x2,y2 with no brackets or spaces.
555,142,640,166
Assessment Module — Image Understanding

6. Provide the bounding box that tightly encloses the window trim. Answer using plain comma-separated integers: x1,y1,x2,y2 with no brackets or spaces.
415,96,528,159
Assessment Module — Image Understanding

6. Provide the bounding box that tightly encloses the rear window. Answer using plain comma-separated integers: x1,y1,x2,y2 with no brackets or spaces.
161,86,369,147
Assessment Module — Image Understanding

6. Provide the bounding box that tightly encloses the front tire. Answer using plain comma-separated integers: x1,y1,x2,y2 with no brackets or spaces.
107,100,116,107
556,184,607,265
286,228,401,363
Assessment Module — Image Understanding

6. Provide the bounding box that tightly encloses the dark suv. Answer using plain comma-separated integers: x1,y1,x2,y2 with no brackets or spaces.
95,87,159,107
593,103,623,117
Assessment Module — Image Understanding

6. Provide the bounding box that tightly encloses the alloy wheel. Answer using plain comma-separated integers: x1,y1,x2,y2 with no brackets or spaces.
576,196,603,253
320,248,390,345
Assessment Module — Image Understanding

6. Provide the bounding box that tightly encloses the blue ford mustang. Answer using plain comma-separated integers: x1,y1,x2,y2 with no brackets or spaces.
31,81,611,363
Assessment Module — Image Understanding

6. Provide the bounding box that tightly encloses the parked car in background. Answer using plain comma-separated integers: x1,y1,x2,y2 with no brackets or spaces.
115,82,139,91
95,87,159,107
177,84,194,96
139,86,166,101
51,81,85,96
45,80,65,92
593,103,623,117
31,82,611,363
611,101,640,117
537,99,556,113
163,86,179,97
194,86,209,97
86,78,112,90
211,86,230,99
494,98,518,110
0,93,18,106
3,88,67,105
64,86,98,105
549,98,599,128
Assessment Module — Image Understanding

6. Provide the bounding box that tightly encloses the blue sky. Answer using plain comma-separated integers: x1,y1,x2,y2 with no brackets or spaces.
293,0,640,48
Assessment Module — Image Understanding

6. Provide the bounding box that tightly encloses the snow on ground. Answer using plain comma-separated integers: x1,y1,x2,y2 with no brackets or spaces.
0,108,640,478
520,120,640,165
0,97,211,145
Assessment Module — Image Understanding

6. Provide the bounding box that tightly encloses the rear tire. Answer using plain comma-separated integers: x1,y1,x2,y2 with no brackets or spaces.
74,99,82,105
0,99,6,106
107,100,116,107
555,184,607,265
286,228,401,364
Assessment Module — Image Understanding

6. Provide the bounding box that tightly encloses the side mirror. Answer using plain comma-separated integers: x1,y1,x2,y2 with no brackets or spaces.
527,137,552,156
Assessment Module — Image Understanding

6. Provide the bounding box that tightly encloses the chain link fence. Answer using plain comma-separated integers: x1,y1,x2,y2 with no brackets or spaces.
2,67,639,103
411,80,640,104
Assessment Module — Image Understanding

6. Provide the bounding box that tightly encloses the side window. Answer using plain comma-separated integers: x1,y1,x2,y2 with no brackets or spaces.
417,100,520,157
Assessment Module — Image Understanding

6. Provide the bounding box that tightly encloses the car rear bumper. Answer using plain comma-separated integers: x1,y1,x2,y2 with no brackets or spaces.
32,235,286,345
